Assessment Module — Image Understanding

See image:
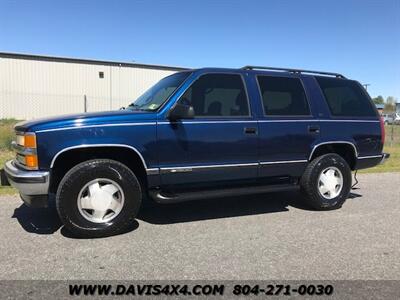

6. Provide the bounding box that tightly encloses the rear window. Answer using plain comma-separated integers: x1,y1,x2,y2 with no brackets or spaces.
257,76,310,116
316,77,376,117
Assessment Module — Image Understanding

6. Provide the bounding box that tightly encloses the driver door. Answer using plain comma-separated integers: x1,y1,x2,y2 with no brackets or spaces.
157,73,258,188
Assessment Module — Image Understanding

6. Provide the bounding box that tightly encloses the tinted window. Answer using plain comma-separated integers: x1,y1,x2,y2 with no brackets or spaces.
180,73,249,117
257,76,309,116
316,77,376,117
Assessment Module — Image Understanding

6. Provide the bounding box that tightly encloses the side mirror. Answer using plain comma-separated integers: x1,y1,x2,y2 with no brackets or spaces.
168,103,195,121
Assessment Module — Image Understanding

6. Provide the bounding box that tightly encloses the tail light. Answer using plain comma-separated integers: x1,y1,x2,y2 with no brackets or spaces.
380,117,385,145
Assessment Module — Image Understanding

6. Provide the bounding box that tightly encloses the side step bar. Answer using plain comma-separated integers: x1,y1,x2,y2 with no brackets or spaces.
149,184,299,204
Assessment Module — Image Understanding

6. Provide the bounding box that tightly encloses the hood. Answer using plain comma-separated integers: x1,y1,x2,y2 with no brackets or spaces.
15,110,157,132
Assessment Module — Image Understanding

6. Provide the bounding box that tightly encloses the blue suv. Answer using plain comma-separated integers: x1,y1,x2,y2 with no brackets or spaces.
4,66,389,237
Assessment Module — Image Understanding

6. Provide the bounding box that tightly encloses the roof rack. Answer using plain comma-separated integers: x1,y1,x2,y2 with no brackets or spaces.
241,65,346,79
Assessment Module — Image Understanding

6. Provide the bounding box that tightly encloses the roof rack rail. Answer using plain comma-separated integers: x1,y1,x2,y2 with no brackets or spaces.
241,65,346,79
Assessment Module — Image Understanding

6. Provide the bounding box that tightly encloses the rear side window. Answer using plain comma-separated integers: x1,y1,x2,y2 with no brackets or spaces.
257,76,310,116
180,73,249,117
316,77,376,117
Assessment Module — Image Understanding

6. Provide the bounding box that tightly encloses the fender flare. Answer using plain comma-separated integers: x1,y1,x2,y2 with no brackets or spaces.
50,144,158,175
308,141,358,161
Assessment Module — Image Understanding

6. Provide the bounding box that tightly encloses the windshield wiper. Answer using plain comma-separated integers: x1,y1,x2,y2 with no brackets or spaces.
127,103,142,110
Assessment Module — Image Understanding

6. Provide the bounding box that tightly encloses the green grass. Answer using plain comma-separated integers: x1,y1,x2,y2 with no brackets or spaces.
384,124,400,146
359,145,400,173
0,120,399,196
0,118,18,151
0,150,15,195
0,119,18,195
360,125,400,173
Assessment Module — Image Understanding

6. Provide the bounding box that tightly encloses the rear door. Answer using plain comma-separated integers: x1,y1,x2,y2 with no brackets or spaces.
256,74,319,178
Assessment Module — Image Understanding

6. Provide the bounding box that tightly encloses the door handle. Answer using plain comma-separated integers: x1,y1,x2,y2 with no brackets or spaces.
244,127,257,135
308,125,320,134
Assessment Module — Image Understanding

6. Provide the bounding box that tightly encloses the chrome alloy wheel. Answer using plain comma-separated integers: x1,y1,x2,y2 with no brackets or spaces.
77,178,125,223
317,167,343,200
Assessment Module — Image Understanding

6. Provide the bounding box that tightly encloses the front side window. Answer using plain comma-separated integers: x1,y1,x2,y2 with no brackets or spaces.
257,76,310,116
127,72,191,111
316,77,377,117
179,73,250,117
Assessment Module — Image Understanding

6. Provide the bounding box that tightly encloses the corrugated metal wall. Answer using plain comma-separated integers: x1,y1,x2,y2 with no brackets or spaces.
0,56,176,119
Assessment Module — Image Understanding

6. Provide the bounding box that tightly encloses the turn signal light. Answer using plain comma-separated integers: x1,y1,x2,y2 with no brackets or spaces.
25,154,38,169
24,135,37,148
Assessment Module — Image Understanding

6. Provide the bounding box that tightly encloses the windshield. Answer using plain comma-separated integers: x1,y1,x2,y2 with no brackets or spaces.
127,72,191,111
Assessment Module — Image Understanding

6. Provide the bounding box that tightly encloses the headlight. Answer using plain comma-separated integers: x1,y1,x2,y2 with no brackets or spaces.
14,132,38,169
16,132,37,148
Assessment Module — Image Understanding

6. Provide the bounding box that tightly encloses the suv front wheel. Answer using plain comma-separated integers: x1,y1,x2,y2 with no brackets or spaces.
56,159,142,238
300,153,352,210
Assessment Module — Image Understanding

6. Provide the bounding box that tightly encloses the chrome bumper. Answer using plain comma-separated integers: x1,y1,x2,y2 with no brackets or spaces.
4,160,49,196
380,153,390,164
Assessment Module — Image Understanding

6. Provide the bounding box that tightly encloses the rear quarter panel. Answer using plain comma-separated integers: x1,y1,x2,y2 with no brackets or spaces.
307,76,383,157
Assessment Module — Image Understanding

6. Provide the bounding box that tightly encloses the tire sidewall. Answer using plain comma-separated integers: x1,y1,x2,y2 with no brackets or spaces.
56,160,141,236
308,154,351,209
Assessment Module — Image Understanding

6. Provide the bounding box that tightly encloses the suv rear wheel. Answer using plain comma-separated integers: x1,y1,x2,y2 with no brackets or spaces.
300,153,351,210
56,159,142,238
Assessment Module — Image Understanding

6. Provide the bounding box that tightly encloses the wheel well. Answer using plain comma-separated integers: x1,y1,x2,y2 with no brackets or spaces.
310,143,357,170
49,147,148,194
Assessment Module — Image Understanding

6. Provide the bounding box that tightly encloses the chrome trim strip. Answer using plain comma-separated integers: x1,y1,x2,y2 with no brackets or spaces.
357,155,383,160
158,119,379,125
36,122,156,133
50,144,150,169
11,141,37,155
161,168,193,174
158,120,258,125
146,168,160,175
161,162,259,170
160,160,310,173
160,162,259,173
319,120,380,123
258,120,318,123
260,159,308,165
309,141,358,161
258,119,379,123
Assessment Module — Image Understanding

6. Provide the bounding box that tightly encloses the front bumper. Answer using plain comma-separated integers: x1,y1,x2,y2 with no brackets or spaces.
4,160,50,207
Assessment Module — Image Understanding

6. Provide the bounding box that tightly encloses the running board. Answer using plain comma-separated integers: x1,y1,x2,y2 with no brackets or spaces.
149,184,299,204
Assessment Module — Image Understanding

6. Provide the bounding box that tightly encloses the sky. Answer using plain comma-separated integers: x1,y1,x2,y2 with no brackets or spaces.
1,0,399,99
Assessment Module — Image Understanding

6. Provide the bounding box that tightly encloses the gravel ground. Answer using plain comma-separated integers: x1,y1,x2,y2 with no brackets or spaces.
0,172,399,280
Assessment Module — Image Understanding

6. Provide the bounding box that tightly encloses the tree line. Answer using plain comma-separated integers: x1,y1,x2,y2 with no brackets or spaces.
372,96,398,113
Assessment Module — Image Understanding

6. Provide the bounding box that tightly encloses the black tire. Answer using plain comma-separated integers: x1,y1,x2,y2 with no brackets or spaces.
56,159,142,238
300,153,351,210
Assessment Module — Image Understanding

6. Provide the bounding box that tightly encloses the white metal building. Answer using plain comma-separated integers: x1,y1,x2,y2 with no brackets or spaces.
0,52,186,120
